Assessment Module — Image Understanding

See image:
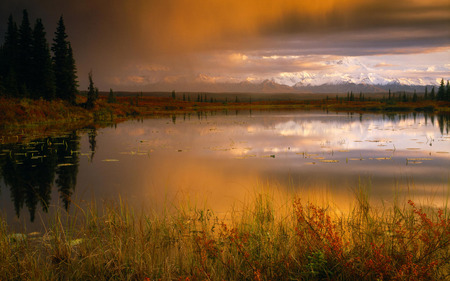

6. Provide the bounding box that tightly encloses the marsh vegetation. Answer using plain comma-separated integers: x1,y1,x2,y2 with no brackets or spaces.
1,189,449,280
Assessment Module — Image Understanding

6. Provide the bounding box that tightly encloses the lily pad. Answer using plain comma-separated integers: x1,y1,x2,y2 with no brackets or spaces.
57,163,74,167
320,160,339,163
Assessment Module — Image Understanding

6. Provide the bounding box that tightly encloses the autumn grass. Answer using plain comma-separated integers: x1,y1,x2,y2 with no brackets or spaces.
0,186,449,281
2,95,450,126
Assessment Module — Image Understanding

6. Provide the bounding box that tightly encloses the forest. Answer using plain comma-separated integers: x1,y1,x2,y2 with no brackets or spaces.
0,10,78,103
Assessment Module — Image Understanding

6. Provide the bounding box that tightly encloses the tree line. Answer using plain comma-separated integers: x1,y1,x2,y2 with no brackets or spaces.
0,10,78,104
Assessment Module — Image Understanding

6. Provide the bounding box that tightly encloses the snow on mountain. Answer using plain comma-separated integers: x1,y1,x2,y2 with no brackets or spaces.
271,57,439,88
138,56,442,92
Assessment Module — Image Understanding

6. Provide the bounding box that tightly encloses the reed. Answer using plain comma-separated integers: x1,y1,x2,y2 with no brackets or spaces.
0,187,448,280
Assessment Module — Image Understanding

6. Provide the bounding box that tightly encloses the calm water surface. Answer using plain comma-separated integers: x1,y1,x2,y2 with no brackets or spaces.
1,111,449,230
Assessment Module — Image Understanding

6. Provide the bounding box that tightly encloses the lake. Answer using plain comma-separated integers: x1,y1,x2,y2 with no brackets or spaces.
1,110,449,231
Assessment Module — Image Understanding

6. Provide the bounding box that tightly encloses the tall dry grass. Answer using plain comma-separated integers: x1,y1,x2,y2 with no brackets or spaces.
0,189,448,280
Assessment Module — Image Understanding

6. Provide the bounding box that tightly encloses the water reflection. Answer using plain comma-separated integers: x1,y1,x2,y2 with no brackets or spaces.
0,130,90,221
0,112,449,226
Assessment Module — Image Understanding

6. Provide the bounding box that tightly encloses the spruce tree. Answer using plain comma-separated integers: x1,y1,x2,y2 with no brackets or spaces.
0,15,19,97
412,90,417,102
424,86,428,100
18,9,33,97
66,43,78,100
446,80,450,101
86,70,98,109
430,86,435,100
108,88,116,103
437,78,445,101
52,16,78,104
32,18,55,100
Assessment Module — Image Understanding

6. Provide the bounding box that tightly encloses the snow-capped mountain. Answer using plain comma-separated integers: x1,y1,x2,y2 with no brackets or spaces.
271,57,439,88
135,56,444,93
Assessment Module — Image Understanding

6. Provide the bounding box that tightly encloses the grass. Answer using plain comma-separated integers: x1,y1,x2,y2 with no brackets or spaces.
0,189,448,280
1,95,449,145
2,95,450,126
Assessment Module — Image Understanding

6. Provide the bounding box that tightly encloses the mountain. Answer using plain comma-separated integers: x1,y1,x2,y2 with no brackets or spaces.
140,79,430,93
132,57,439,93
292,82,428,93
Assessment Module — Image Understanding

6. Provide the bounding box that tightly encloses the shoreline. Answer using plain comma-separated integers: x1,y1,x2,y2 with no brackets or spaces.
1,95,449,143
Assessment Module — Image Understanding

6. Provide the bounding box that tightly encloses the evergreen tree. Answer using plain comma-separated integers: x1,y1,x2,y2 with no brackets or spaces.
107,88,116,103
424,86,428,100
52,16,78,104
0,15,19,97
18,9,33,97
66,43,78,102
446,80,450,101
171,90,175,99
437,78,445,101
430,86,435,100
412,90,417,102
31,18,55,100
86,70,98,109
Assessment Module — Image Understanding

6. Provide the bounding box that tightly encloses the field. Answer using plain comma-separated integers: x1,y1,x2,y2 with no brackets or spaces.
1,189,449,280
1,92,449,126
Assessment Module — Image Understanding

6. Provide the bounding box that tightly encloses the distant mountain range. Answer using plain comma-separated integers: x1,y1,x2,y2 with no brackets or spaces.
123,56,444,93
142,79,431,93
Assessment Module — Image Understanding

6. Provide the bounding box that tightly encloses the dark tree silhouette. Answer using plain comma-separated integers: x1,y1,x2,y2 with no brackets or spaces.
88,128,97,162
1,139,57,221
86,70,98,109
437,78,445,101
0,15,19,97
0,133,83,221
430,86,435,100
446,80,450,101
52,16,78,104
107,88,116,103
32,18,55,100
55,132,80,210
412,90,418,102
18,10,33,97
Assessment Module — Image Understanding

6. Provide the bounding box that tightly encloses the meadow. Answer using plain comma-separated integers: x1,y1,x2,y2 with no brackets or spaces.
1,188,449,280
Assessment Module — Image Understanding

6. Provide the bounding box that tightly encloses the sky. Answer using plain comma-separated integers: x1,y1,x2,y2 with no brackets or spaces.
1,0,449,91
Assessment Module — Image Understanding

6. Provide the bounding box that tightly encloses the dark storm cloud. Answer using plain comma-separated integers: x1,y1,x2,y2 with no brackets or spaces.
1,0,449,89
261,0,450,35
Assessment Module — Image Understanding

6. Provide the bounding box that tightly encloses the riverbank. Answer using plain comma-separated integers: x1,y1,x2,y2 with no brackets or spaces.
2,95,450,125
0,192,448,280
1,95,449,143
